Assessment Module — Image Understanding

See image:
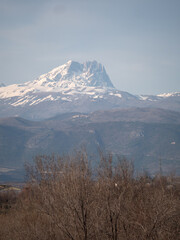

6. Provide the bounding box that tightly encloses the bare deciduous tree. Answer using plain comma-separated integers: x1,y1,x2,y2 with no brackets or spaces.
0,150,179,240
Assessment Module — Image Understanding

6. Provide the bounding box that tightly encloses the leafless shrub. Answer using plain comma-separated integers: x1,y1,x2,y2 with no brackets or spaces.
0,150,179,240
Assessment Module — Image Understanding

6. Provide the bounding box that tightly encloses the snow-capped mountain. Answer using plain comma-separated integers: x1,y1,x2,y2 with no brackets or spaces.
0,60,136,110
139,92,180,101
0,60,179,120
0,60,114,100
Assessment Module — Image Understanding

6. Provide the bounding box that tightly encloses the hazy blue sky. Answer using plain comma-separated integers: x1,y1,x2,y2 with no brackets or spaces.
0,0,180,95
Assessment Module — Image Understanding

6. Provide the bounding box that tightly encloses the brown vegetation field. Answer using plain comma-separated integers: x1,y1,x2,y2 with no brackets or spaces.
0,151,179,240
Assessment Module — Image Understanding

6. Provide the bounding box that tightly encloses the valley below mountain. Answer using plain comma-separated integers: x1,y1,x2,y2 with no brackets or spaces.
0,107,180,181
0,60,179,181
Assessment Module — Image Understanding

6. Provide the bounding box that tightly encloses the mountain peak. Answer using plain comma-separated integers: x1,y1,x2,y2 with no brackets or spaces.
36,60,114,89
0,60,115,99
65,60,83,73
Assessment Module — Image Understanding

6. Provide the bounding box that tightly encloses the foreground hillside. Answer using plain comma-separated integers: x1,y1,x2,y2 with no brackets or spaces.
0,152,179,240
0,107,180,181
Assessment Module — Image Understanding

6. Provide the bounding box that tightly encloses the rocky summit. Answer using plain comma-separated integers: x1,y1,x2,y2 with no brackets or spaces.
0,60,179,120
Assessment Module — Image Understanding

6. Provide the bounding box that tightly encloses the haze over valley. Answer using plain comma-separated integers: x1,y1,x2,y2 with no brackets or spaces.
0,60,179,181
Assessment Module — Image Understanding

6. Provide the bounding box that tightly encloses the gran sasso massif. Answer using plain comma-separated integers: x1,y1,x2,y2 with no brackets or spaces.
0,60,180,120
0,60,180,181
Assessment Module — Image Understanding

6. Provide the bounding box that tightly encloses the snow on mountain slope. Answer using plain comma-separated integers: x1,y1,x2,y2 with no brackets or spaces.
157,92,180,98
138,92,180,101
0,60,179,120
0,60,136,107
0,60,114,98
